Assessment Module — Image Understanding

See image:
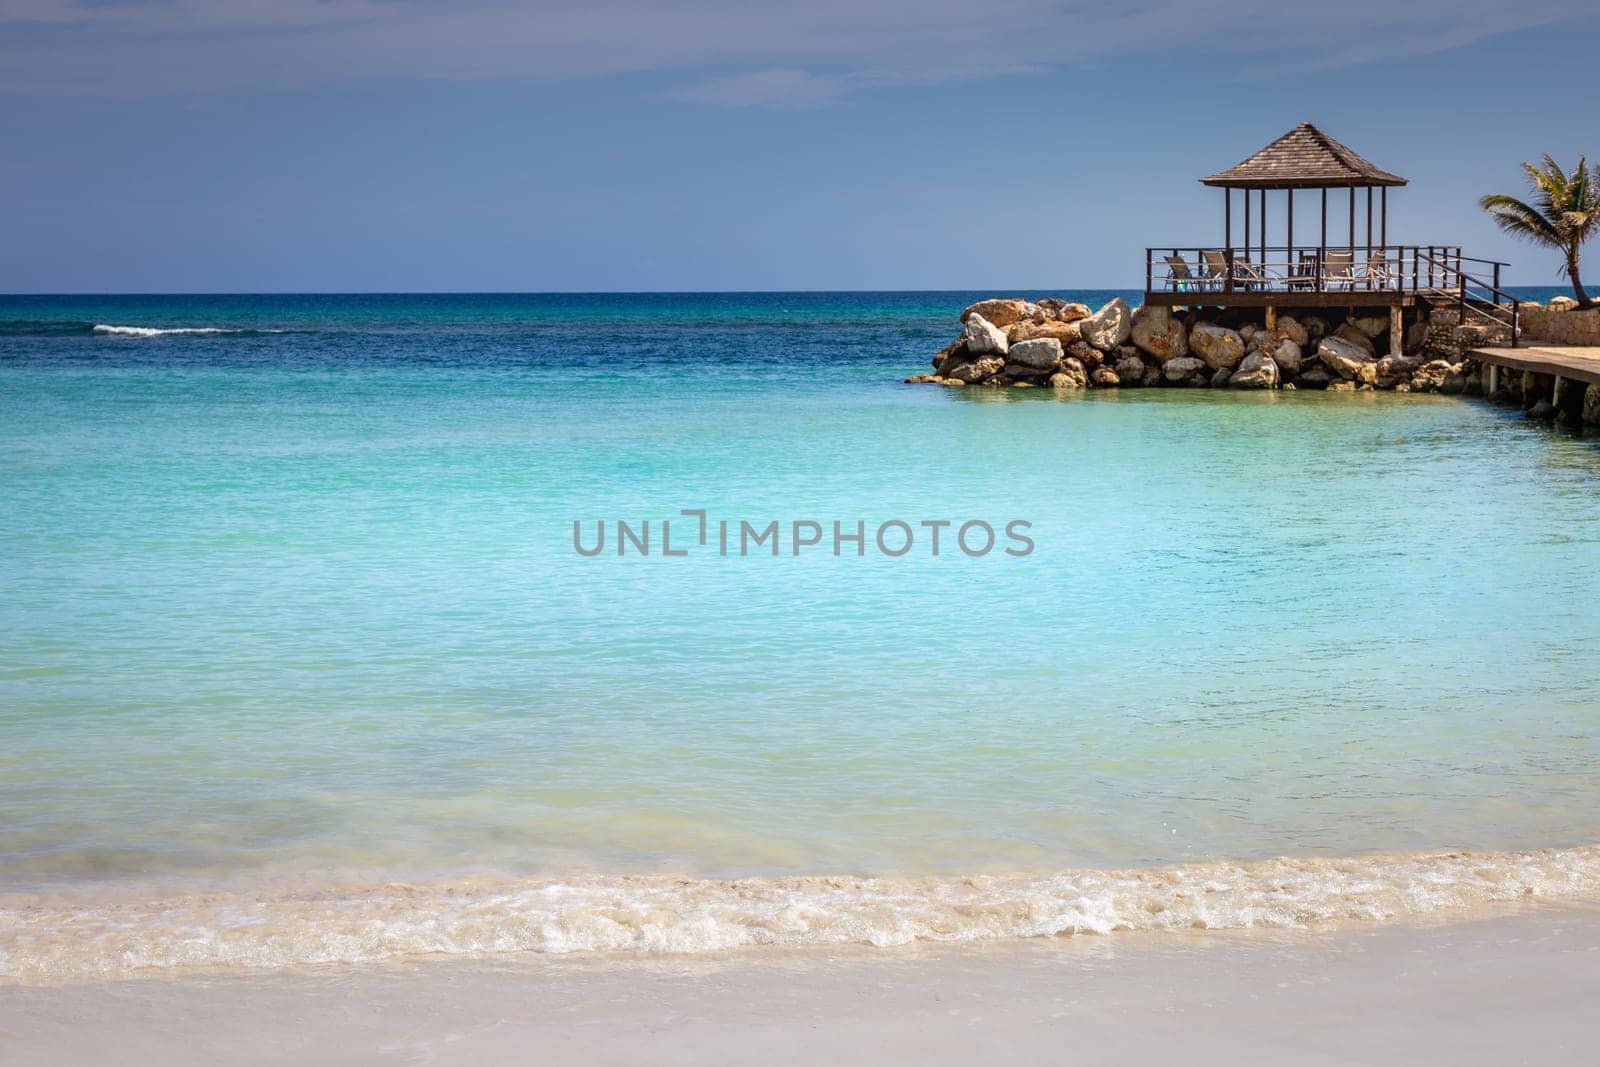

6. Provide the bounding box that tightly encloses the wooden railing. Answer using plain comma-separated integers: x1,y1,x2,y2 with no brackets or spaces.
1414,248,1521,348
1144,245,1510,299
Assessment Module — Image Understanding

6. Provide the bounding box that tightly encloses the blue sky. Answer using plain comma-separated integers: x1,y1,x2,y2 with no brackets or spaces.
2,1,1597,292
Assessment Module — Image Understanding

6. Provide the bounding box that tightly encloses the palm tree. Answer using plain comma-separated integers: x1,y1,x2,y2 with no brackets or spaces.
1479,155,1600,308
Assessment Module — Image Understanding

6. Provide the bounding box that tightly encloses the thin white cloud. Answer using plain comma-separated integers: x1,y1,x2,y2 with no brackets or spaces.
0,0,1590,101
673,68,846,109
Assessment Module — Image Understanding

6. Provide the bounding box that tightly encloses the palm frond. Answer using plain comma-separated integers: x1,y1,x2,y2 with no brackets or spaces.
1478,193,1563,245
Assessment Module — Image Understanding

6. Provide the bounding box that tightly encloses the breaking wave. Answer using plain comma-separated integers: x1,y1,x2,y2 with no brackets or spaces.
4,843,1599,985
92,324,273,337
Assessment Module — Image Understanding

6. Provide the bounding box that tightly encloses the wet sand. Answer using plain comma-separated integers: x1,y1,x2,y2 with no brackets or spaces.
3,903,1598,1065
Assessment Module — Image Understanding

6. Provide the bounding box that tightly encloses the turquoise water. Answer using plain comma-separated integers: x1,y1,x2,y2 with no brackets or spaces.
2,291,1598,979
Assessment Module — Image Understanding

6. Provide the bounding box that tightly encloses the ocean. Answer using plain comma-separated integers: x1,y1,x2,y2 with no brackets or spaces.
2,290,1598,983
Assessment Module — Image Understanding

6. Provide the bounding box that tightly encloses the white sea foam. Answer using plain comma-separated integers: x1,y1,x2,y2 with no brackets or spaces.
4,843,1600,985
93,324,254,337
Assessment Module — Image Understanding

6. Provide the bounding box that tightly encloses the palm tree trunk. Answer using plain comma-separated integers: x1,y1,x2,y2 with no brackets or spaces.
1569,251,1593,307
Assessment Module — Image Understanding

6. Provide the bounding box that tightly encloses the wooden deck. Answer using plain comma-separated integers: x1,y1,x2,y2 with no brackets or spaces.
1470,344,1600,387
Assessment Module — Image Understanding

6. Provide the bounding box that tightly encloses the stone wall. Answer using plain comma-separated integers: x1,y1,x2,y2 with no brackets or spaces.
1520,304,1600,346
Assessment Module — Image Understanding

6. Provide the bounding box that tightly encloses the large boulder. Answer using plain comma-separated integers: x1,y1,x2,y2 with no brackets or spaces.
1092,366,1120,387
1162,356,1205,383
962,313,1009,356
1376,354,1422,380
1049,357,1088,389
1005,337,1063,373
1131,304,1188,362
1583,383,1600,425
1189,322,1246,370
1275,315,1309,347
1548,295,1580,312
1270,337,1303,375
1079,297,1133,351
1036,298,1092,323
1348,314,1388,339
1331,322,1378,358
1065,340,1103,370
1113,353,1147,383
960,299,1038,328
1007,319,1082,346
1318,336,1379,384
945,356,1004,383
1231,351,1279,389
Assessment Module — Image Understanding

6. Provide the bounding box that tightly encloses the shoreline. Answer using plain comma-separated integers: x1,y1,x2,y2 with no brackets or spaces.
4,904,1598,1065
6,840,1600,987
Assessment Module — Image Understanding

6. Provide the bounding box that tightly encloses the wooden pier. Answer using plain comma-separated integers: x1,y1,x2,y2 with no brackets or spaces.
1471,344,1600,391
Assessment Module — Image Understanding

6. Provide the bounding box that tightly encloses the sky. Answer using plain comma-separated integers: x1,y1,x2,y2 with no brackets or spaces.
1,0,1597,292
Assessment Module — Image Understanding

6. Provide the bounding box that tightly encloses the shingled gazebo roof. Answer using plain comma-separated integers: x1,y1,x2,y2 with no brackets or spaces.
1201,122,1407,189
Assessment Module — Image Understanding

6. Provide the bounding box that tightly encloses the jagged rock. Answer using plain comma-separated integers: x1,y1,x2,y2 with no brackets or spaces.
1036,299,1092,323
1080,297,1133,351
962,314,1009,356
1410,359,1455,392
939,378,967,387
1583,383,1600,424
1270,338,1303,375
1050,357,1088,389
1331,322,1378,358
1377,354,1422,379
1276,315,1308,347
1189,322,1246,370
1442,366,1468,395
1240,323,1258,343
1348,314,1388,339
1548,296,1579,312
1142,363,1163,387
905,374,937,384
1529,398,1556,419
1298,364,1331,388
1131,304,1188,362
1211,367,1233,388
1302,316,1329,342
1007,320,1082,346
1005,337,1063,372
961,299,1037,328
1162,356,1205,383
1318,336,1378,384
1231,351,1279,389
1092,366,1120,387
1113,354,1147,382
945,356,1005,383
932,339,967,372
1064,340,1103,370
1327,379,1356,392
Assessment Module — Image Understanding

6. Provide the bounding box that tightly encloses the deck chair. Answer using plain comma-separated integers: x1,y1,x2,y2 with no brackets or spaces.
1322,250,1357,290
1200,250,1231,290
1230,257,1275,291
1364,253,1395,290
1164,254,1197,292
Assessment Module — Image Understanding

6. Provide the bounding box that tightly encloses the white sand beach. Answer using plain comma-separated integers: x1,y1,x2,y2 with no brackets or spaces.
4,903,1597,1065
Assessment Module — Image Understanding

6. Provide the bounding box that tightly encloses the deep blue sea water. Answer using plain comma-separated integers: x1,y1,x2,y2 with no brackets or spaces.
2,290,1598,980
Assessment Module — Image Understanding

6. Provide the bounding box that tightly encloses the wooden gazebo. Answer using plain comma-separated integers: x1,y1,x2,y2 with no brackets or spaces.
1206,122,1406,283
1143,121,1522,346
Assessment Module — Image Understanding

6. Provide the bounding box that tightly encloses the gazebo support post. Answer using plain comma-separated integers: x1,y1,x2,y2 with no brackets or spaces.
1265,304,1277,331
1348,186,1355,254
1389,305,1403,360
